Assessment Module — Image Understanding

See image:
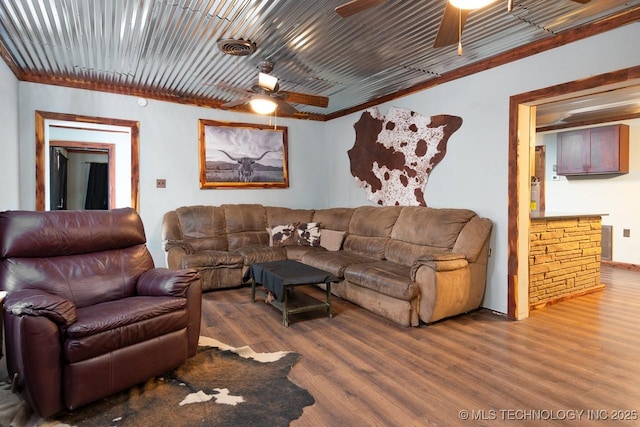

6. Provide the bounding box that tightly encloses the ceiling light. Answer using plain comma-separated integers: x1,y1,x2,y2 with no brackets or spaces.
449,0,497,9
258,72,279,92
249,95,277,115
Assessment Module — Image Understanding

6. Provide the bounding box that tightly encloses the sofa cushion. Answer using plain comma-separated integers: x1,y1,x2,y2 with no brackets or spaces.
180,250,244,269
391,206,476,249
265,207,314,227
320,229,346,251
285,245,326,261
65,296,188,363
1,246,154,308
349,206,402,237
175,206,226,239
184,236,228,252
343,235,389,260
235,246,287,265
301,251,378,278
344,261,418,301
312,208,355,231
227,231,269,251
0,208,146,258
223,204,267,233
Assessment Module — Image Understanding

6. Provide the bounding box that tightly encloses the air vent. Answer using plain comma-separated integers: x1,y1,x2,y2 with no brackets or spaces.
217,39,257,56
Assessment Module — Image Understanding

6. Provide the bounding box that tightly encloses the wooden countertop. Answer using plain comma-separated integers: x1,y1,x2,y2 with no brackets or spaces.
530,212,607,220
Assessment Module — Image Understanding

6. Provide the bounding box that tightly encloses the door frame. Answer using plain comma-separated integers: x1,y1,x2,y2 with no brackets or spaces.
507,65,640,319
35,111,140,211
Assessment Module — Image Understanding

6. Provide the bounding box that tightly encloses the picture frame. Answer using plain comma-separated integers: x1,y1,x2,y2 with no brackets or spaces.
199,119,289,189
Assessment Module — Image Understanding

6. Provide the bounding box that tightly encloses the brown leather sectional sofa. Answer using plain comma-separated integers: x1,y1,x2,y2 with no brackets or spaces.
162,204,492,327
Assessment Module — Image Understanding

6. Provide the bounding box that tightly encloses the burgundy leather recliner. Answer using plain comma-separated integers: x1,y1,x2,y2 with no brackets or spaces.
0,208,202,417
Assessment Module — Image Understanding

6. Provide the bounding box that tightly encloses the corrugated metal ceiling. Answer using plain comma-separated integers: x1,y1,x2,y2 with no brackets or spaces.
0,0,638,118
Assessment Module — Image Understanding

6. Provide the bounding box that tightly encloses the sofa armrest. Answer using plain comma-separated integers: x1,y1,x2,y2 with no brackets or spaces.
163,240,194,270
410,253,468,280
413,252,487,324
163,239,193,253
452,216,493,263
4,289,77,326
137,268,200,297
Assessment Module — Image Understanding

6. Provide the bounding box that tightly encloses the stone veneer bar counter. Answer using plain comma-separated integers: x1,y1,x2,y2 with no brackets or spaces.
529,212,606,309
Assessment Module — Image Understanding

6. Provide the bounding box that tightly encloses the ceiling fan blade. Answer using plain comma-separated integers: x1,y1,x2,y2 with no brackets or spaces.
570,0,591,3
273,97,298,116
335,0,387,18
273,98,298,116
433,3,471,48
279,90,329,108
222,97,249,108
213,84,253,96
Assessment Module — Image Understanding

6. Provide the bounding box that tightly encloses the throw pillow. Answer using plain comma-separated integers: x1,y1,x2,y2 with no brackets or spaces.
320,229,346,251
295,222,321,247
271,224,296,247
266,227,273,246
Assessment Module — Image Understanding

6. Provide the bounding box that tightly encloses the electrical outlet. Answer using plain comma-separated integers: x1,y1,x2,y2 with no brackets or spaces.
623,229,631,238
156,179,166,189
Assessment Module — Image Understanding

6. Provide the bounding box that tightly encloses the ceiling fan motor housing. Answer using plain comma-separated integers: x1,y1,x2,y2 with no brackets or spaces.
257,60,275,74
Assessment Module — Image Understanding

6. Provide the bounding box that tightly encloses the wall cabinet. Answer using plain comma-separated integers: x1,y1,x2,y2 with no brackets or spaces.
557,124,629,176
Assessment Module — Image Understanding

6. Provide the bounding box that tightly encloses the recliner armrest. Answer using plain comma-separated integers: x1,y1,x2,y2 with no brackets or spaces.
138,267,202,358
162,239,193,253
410,253,468,280
4,289,77,326
137,268,200,297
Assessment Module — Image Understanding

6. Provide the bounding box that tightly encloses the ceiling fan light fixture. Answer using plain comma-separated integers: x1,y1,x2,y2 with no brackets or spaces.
258,72,279,92
449,0,496,9
249,95,277,115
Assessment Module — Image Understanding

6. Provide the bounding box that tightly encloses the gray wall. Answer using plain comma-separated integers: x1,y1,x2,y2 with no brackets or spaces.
17,86,327,264
0,60,19,210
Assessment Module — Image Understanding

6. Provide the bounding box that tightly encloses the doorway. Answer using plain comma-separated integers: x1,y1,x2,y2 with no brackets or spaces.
49,142,116,210
508,65,640,320
35,111,140,211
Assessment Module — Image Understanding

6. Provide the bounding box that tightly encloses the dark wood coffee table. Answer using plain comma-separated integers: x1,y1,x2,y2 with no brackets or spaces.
245,260,338,327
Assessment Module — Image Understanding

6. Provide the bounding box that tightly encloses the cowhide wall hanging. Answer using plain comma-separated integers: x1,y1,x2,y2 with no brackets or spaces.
347,106,462,206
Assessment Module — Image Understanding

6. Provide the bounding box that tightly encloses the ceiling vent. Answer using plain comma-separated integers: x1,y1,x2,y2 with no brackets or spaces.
217,38,257,56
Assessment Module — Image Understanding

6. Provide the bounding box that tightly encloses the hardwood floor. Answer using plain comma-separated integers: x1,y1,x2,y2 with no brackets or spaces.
200,265,640,426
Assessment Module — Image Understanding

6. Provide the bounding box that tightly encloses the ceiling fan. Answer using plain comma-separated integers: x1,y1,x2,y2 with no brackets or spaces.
335,0,592,51
334,0,387,17
220,60,329,115
432,0,592,50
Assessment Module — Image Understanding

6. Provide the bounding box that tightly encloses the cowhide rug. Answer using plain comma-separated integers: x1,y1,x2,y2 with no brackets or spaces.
0,337,314,427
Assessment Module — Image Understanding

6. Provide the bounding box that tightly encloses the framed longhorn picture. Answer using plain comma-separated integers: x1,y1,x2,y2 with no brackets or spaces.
198,119,289,189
